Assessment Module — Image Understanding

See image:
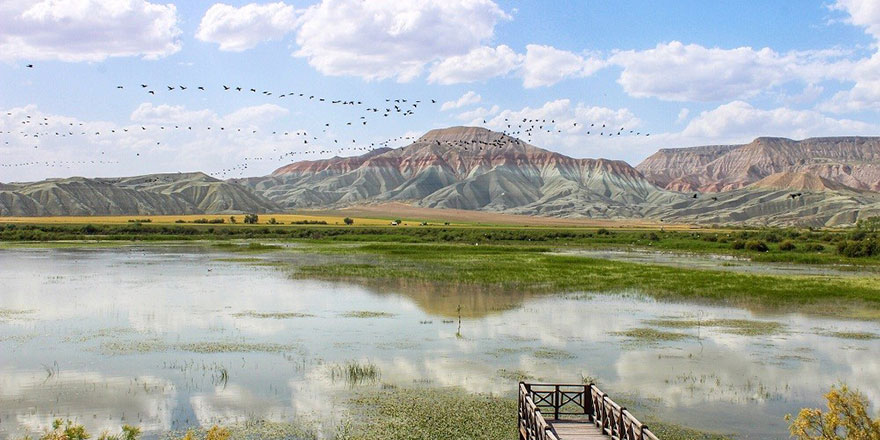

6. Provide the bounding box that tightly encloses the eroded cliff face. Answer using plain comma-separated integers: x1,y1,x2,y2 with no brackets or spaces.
637,137,880,192
239,126,672,217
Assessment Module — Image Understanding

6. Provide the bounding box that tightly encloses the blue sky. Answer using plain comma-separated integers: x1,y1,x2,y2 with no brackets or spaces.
1,0,879,182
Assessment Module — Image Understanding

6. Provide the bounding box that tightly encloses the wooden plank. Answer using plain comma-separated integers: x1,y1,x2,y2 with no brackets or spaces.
547,420,608,440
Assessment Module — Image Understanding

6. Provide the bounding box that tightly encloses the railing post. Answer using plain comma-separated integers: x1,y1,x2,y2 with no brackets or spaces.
554,384,560,420
585,384,594,422
619,407,627,439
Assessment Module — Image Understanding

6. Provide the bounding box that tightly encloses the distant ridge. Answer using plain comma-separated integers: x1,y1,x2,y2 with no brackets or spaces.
237,126,678,218
3,128,879,226
637,136,880,192
0,172,278,216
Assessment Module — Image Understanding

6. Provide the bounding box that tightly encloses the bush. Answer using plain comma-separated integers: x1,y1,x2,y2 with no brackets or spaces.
596,228,611,236
787,384,880,440
243,214,259,224
779,240,796,251
745,240,769,252
731,240,746,250
804,243,825,252
343,217,354,225
836,239,879,258
762,232,782,243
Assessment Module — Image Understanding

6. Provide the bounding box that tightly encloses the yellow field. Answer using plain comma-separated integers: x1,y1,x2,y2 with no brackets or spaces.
0,214,404,226
0,203,703,230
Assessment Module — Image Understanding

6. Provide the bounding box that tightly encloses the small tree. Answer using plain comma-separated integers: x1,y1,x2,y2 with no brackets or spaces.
787,384,880,439
243,214,259,224
229,216,237,224
343,217,354,225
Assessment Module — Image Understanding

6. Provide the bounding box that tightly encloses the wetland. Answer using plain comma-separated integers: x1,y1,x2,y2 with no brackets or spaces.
0,241,878,439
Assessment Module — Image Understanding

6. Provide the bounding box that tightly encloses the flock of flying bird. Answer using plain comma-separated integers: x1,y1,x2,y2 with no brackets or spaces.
3,64,652,178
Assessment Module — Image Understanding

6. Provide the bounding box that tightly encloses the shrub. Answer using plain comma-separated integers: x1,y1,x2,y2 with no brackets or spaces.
343,217,354,225
786,384,880,440
804,243,825,252
837,239,879,258
779,240,796,251
243,214,259,224
731,240,746,250
596,228,611,236
745,240,769,252
762,232,782,243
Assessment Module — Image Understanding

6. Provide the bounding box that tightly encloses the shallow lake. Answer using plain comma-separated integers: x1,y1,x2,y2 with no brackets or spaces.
0,245,877,439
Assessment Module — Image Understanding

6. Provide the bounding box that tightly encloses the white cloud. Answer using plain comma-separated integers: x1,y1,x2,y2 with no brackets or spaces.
0,0,181,62
819,2,880,113
293,0,510,82
428,45,522,84
456,105,499,122
195,2,298,51
440,91,482,111
521,44,605,88
610,41,849,102
676,108,690,124
681,101,877,139
831,0,880,40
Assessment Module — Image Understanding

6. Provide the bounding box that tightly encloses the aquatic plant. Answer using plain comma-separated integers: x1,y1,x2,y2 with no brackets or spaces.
339,311,395,318
611,327,691,342
330,361,381,386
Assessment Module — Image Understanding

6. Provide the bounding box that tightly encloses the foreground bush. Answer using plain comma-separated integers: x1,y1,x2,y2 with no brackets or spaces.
787,384,880,440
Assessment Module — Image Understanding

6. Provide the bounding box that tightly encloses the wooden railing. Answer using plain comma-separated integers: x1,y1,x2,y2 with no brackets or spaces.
518,382,660,440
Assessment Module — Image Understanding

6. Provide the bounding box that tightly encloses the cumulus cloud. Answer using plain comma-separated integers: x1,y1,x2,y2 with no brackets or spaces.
456,105,499,121
0,0,181,62
293,0,510,82
819,1,880,113
681,101,877,139
428,45,522,84
440,91,482,111
520,44,605,88
429,44,604,87
195,2,298,51
831,0,880,40
610,41,850,102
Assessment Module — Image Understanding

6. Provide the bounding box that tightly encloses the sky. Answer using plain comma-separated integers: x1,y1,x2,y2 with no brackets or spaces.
1,0,879,182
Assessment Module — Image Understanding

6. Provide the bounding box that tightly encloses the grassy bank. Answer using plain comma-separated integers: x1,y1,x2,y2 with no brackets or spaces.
292,243,880,320
2,222,879,266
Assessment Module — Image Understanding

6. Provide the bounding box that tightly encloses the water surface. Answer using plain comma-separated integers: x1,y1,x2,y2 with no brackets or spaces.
0,246,877,439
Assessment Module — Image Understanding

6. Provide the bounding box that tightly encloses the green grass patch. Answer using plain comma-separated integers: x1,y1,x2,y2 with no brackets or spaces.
339,311,396,318
611,328,691,342
645,318,786,336
532,348,575,359
292,243,880,320
826,331,878,340
338,387,516,440
232,311,315,319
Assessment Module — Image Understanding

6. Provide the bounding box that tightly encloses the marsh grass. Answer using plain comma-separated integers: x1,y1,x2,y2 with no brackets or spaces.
160,420,318,440
825,330,878,340
100,339,301,355
0,308,34,321
330,361,381,386
339,311,395,318
292,243,880,320
232,311,315,319
611,327,691,342
532,347,576,359
339,387,516,440
497,368,535,382
644,318,786,336
213,242,283,252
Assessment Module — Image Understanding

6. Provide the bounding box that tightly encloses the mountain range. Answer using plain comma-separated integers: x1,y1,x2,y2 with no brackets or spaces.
2,127,879,226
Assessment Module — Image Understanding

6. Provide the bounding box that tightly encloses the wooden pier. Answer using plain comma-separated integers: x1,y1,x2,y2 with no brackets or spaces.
518,382,659,440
